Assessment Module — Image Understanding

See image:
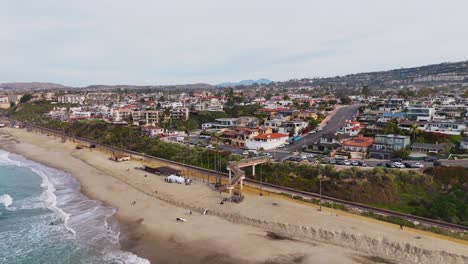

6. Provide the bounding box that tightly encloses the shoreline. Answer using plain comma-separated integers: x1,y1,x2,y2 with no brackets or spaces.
1,127,467,264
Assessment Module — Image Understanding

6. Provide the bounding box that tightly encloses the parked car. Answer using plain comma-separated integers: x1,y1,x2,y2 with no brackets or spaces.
424,156,438,162
393,162,405,168
357,161,367,167
413,162,424,168
350,160,360,166
336,159,345,165
288,156,302,162
343,160,351,166
322,158,336,164
403,162,414,168
385,162,396,168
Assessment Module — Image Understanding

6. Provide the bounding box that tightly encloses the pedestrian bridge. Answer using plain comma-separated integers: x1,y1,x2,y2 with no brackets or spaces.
221,156,270,199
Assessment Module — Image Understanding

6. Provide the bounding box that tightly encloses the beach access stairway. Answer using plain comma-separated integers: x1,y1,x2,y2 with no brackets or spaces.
223,156,270,192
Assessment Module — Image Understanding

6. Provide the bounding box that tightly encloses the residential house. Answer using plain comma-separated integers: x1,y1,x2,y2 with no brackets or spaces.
278,120,308,136
341,136,374,159
309,133,343,154
142,126,164,137
406,107,435,122
246,133,289,150
205,118,238,129
221,128,257,148
378,112,406,123
411,143,447,154
459,137,468,150
336,120,362,136
425,121,466,136
369,134,411,159
380,99,407,111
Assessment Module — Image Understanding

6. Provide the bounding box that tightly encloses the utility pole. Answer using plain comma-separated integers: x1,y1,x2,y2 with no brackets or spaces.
318,175,323,212
260,163,263,196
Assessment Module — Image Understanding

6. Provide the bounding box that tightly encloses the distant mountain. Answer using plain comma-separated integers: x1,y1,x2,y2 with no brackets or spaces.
0,82,70,90
217,79,272,87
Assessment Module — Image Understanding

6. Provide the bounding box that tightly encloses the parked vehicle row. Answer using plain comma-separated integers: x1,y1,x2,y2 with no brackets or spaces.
321,158,367,167
376,162,424,169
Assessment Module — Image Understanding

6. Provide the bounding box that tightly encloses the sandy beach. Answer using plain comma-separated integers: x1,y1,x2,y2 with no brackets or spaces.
1,127,467,264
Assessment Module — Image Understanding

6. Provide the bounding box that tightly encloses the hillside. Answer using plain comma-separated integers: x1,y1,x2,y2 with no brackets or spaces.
0,82,70,91
270,61,468,90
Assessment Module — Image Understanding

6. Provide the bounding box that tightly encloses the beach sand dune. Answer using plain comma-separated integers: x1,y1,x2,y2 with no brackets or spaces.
1,128,467,264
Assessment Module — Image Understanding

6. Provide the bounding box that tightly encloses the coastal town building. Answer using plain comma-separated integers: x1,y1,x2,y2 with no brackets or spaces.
246,133,289,150
368,134,411,159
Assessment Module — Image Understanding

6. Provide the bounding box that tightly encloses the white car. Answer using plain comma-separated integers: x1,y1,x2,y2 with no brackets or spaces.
343,160,351,166
393,162,405,168
414,162,424,168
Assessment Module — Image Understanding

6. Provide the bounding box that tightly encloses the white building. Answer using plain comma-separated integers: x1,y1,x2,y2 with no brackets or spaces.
57,94,86,104
278,120,308,136
425,122,466,135
460,137,468,150
142,126,164,137
406,107,435,122
336,120,362,136
246,133,289,150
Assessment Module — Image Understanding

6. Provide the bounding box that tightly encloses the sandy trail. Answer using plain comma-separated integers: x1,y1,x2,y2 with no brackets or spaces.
0,128,466,264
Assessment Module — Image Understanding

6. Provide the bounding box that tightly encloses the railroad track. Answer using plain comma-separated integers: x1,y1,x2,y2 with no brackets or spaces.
26,124,468,232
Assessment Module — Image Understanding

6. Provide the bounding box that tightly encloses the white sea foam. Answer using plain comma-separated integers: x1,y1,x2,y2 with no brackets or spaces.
0,150,150,264
103,251,151,264
0,194,13,209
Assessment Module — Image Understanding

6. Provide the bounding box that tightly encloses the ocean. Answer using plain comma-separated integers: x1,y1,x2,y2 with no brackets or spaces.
0,150,149,264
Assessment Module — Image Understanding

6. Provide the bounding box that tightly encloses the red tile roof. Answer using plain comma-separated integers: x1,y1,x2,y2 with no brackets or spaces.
342,137,374,147
255,133,289,139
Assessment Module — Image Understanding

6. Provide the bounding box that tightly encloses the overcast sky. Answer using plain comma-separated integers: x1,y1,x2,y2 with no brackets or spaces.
2,0,468,86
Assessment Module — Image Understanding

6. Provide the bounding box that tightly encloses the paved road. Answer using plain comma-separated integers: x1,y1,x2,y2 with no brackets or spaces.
268,104,361,161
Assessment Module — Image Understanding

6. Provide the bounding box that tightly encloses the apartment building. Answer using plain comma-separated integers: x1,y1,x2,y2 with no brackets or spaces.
58,94,85,104
170,107,189,120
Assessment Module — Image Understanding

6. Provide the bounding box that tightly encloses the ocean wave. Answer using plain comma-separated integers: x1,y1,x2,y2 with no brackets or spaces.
0,194,13,209
0,150,150,264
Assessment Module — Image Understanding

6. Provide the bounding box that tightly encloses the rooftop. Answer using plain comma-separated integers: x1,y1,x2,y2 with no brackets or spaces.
255,133,289,140
342,137,374,147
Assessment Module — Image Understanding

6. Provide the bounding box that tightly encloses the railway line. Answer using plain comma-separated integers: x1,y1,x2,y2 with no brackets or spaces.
26,124,468,233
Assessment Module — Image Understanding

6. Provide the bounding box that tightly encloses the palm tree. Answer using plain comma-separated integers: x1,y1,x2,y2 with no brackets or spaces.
410,124,419,142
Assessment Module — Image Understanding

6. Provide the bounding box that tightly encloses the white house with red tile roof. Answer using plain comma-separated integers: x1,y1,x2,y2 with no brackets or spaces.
246,133,289,150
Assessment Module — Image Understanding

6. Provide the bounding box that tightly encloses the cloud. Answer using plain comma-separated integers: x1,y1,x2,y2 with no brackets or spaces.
1,0,468,86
